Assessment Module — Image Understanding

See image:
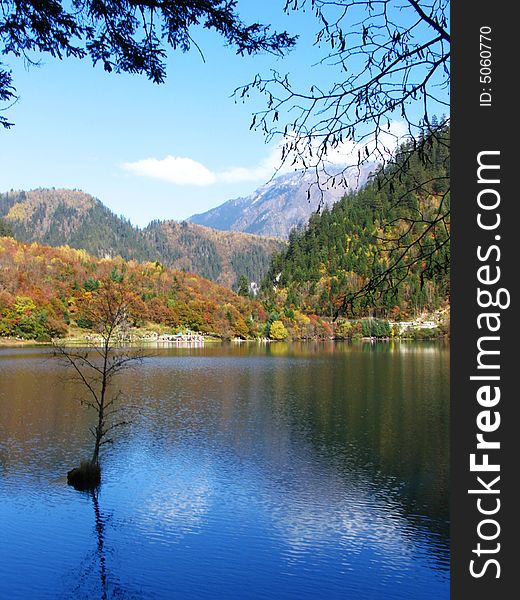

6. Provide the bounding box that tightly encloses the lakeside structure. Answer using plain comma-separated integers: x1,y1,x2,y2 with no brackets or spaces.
157,331,205,344
389,321,438,335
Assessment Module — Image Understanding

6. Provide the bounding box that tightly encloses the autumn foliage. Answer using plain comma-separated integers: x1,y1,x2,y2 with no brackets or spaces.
0,237,340,341
0,238,265,340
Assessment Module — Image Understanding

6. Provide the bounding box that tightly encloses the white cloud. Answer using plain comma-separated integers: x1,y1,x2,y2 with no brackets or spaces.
121,150,282,187
121,155,217,186
121,122,407,187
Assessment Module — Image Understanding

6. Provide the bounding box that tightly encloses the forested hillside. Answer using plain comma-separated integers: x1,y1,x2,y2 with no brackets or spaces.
143,220,282,288
264,125,450,319
0,217,13,237
0,189,284,287
0,237,336,341
0,189,151,259
1,127,450,339
0,237,261,340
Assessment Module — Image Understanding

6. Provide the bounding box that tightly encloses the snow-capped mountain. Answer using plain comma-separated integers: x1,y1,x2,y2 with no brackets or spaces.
189,165,374,239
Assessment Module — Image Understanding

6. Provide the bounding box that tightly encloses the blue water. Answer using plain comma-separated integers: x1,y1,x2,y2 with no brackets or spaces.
0,342,449,599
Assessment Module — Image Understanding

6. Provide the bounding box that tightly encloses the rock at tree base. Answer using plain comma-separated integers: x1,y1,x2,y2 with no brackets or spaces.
67,461,101,491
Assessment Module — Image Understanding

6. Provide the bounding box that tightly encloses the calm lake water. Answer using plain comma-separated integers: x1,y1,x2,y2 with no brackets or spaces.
0,341,449,599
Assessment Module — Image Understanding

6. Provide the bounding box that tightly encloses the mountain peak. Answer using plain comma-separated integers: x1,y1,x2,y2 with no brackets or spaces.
189,165,374,238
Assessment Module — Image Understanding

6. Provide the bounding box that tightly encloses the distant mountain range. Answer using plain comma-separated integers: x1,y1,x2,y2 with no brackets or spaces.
0,166,370,286
0,189,283,288
189,165,373,238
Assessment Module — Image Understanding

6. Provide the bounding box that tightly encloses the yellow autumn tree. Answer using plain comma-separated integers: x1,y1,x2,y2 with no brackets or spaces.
269,320,288,341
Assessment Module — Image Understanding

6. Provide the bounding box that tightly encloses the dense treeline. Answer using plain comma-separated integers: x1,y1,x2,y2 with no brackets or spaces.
0,238,256,340
264,124,450,320
0,217,13,237
142,220,283,287
230,244,275,284
0,189,153,261
144,220,223,282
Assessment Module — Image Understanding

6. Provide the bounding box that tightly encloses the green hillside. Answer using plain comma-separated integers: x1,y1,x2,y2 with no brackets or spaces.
143,220,282,288
264,125,450,319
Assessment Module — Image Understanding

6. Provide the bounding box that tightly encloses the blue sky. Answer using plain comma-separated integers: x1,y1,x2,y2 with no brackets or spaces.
0,1,448,227
0,2,323,226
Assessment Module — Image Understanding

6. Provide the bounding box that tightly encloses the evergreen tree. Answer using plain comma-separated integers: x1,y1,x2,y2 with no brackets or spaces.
236,275,250,297
0,217,13,237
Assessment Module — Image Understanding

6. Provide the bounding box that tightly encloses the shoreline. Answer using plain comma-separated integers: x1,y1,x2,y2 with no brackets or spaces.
0,335,449,348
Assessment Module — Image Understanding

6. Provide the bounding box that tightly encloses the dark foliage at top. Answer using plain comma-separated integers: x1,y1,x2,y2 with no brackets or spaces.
0,0,296,127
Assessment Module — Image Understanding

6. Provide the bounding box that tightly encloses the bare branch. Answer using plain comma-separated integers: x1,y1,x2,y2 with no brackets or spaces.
52,276,146,467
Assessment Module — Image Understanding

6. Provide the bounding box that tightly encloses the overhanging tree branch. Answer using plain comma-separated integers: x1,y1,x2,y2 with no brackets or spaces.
248,1,450,312
1,0,297,128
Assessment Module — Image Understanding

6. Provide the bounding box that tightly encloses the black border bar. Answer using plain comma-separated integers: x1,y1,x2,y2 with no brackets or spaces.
452,1,517,598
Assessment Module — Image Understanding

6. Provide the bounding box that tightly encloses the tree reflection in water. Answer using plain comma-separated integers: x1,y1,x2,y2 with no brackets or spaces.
91,489,108,600
69,488,109,600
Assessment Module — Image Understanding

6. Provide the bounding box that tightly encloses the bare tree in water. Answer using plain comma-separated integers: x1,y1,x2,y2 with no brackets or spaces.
54,275,144,486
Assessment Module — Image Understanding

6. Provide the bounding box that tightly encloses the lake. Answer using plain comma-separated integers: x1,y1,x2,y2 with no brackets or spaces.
0,341,449,599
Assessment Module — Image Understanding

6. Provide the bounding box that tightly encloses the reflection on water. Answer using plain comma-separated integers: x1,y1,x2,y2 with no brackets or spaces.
70,490,108,600
0,341,449,599
92,491,108,600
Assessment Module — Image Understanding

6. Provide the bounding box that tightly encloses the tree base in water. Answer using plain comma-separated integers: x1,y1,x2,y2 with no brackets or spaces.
67,461,101,491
